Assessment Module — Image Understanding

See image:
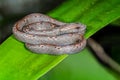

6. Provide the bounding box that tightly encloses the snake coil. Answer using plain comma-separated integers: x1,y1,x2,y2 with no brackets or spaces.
13,13,86,55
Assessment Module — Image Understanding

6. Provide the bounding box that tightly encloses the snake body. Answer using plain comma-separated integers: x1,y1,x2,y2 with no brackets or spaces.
13,13,86,55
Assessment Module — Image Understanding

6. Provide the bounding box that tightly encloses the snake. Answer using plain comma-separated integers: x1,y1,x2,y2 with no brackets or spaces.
12,13,86,55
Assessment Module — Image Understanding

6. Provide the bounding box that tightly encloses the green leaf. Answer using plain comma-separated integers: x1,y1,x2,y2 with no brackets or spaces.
0,0,120,80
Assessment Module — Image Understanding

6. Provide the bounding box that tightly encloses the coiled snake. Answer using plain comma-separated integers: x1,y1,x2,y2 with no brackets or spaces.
13,13,86,55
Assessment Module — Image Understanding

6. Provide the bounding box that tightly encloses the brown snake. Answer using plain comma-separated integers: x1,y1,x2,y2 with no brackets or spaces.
13,13,86,55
